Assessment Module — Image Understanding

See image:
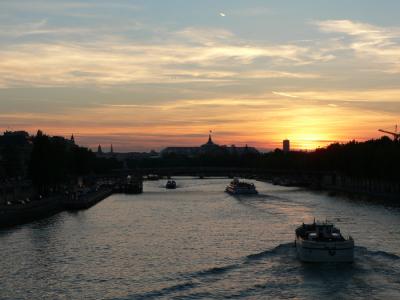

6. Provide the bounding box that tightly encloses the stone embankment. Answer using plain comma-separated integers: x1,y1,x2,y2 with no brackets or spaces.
0,176,143,228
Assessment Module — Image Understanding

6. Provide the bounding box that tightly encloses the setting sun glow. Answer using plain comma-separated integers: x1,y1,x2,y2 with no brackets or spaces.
0,1,398,151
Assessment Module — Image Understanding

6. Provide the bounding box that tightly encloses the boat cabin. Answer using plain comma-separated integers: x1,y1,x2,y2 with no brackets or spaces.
315,222,334,237
296,220,344,241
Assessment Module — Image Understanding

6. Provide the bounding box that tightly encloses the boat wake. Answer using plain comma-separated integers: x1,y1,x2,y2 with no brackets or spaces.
127,243,400,300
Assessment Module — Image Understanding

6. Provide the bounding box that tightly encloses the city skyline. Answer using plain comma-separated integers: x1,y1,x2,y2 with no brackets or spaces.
1,0,399,151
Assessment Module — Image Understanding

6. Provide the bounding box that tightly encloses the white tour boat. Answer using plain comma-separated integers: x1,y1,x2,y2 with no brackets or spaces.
295,220,354,262
225,178,258,195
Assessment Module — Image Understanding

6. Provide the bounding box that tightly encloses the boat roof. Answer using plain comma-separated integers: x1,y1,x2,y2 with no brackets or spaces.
315,220,334,226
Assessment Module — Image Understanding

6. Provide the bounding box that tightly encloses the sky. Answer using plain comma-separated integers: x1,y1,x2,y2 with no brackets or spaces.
0,0,399,151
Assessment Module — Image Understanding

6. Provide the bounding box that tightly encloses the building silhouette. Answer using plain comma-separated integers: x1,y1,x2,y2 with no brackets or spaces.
97,144,103,154
283,139,290,153
161,132,259,157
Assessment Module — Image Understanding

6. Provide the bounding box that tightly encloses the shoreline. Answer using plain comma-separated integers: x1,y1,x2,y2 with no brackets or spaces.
0,176,143,229
0,186,137,229
258,176,400,205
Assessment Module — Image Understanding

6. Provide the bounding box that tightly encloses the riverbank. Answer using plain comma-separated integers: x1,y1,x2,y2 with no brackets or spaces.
0,175,144,228
0,194,64,228
63,188,113,210
260,173,400,204
0,188,115,228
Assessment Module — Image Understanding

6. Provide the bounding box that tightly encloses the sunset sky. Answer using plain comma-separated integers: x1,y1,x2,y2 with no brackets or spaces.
1,0,399,151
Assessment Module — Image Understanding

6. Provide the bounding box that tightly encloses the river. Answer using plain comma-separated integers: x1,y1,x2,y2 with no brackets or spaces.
1,177,399,299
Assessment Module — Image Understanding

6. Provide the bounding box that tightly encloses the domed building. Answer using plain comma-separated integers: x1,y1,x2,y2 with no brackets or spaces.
199,133,223,154
161,132,259,157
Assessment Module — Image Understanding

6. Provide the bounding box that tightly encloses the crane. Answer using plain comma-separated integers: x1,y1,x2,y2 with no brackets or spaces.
378,125,399,141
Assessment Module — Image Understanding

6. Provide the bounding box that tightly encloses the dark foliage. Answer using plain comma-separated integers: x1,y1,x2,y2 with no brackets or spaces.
127,137,399,181
126,151,261,169
93,157,123,174
2,129,398,186
0,131,31,178
27,130,120,189
260,137,399,181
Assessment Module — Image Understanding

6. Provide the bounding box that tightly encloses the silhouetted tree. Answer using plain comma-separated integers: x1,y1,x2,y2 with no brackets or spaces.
0,131,31,178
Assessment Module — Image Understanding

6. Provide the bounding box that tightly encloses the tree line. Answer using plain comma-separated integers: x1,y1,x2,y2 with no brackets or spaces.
1,130,398,188
0,130,121,190
128,137,399,181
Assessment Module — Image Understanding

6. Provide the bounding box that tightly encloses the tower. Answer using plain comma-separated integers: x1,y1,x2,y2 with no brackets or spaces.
110,144,114,154
207,130,213,144
283,139,290,153
70,134,75,144
97,144,103,154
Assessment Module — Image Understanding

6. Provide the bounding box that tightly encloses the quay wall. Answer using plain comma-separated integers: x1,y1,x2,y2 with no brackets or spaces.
0,194,64,228
318,174,400,201
263,172,400,202
0,188,113,228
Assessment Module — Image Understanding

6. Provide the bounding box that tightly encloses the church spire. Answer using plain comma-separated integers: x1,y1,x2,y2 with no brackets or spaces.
208,130,213,144
110,144,114,154
201,130,218,148
97,144,103,154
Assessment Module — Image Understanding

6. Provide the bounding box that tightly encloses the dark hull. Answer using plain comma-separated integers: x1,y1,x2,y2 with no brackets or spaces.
296,236,354,262
166,180,177,189
225,186,258,195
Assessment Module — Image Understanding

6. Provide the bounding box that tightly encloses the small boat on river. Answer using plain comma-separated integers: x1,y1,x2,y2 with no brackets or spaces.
295,220,354,262
166,180,177,189
147,174,159,181
225,178,258,195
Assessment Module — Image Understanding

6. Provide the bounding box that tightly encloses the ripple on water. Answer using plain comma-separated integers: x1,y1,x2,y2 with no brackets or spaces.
1,178,400,299
127,244,400,300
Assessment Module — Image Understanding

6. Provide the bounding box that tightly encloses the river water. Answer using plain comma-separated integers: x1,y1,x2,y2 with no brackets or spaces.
1,178,400,299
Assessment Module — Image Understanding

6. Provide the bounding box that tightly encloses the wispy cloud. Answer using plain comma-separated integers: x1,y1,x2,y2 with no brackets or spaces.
0,18,142,39
272,89,400,103
316,20,391,40
1,4,399,151
2,1,140,13
2,92,391,151
0,28,328,88
0,19,93,38
175,27,235,45
272,91,298,98
315,19,400,73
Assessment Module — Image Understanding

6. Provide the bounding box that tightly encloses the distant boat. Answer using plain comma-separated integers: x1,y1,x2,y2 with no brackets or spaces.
113,175,143,194
295,220,354,262
165,180,177,189
225,178,258,195
147,174,159,181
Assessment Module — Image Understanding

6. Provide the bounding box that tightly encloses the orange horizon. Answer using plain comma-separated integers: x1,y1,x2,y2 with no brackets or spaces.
1,4,399,155
1,126,388,152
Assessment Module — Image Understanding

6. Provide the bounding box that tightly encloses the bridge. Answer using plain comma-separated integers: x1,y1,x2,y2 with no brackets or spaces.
112,167,333,186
